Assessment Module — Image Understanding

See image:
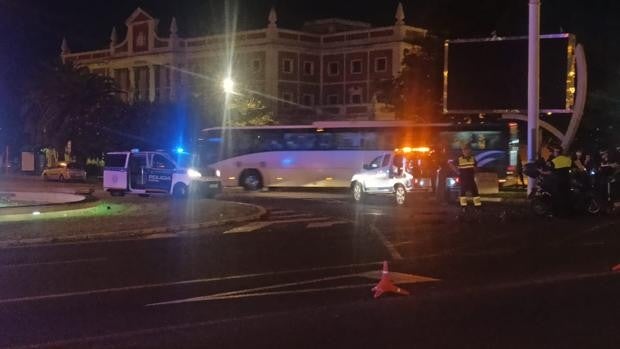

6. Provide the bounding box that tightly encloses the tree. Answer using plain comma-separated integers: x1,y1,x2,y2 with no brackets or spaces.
22,61,123,158
377,36,442,122
225,94,277,127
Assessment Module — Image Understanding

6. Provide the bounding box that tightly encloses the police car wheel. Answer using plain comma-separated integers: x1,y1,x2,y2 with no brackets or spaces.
394,185,407,206
173,183,188,199
351,182,364,203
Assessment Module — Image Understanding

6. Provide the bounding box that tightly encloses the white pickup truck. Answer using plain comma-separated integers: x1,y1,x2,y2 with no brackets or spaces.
350,147,433,206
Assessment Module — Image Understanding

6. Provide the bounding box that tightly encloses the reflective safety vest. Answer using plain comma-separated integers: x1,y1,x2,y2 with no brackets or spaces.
458,156,476,169
551,155,572,169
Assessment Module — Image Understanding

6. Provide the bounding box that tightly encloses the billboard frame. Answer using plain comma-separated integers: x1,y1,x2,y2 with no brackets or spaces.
443,33,576,115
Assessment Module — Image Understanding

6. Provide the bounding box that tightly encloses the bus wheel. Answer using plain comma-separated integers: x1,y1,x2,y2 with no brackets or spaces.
394,184,407,206
241,170,263,191
351,182,365,203
173,183,189,199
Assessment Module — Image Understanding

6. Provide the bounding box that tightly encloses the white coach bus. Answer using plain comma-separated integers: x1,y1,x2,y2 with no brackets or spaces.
196,121,514,190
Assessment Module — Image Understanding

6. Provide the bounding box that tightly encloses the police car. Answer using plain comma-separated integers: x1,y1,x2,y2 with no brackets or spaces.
350,147,433,206
103,150,222,198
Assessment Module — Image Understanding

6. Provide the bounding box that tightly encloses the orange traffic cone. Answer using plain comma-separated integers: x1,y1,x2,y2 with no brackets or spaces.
371,261,410,298
612,264,620,272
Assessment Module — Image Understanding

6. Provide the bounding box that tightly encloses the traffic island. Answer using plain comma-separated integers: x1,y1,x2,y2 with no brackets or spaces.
0,198,266,247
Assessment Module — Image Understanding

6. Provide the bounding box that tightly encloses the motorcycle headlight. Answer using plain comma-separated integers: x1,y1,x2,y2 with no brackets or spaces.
187,169,202,178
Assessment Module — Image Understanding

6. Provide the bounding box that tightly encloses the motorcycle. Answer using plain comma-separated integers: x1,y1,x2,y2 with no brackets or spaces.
589,167,620,214
525,164,601,216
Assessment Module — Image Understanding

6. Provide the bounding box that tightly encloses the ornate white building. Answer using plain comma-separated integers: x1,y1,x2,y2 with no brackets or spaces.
62,3,428,120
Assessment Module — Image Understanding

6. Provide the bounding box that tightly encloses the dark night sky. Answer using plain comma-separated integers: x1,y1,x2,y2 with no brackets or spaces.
1,0,619,119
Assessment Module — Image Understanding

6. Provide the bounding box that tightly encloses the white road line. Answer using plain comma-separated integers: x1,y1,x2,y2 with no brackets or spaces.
480,197,502,202
13,271,615,349
305,220,350,229
224,216,334,234
268,209,295,214
268,213,314,219
0,261,383,305
148,273,363,306
172,283,378,302
370,225,404,261
222,222,273,234
0,257,107,270
149,269,439,305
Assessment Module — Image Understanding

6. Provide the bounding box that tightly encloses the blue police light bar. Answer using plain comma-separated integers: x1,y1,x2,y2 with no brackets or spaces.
175,147,184,154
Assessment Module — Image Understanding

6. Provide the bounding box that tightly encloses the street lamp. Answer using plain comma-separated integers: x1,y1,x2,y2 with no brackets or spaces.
222,77,234,94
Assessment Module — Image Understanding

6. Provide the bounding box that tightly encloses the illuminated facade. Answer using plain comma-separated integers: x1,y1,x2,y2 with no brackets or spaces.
62,4,428,120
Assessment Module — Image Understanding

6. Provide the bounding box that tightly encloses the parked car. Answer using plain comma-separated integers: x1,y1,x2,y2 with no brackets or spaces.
42,162,87,182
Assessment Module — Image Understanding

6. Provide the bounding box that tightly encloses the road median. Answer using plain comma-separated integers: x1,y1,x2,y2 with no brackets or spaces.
0,198,266,247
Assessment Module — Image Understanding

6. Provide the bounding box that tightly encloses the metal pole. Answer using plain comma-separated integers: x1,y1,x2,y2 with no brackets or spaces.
527,0,540,195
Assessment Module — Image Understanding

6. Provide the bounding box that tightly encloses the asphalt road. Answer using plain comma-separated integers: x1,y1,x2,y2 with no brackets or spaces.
1,182,620,348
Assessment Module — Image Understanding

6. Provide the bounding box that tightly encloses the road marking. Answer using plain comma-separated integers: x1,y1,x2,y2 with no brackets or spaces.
0,257,107,270
268,213,314,219
222,221,273,234
370,225,403,261
148,270,438,305
480,197,502,202
305,220,350,228
359,270,438,283
268,209,295,214
167,283,378,302
12,270,617,349
0,261,383,305
223,216,334,234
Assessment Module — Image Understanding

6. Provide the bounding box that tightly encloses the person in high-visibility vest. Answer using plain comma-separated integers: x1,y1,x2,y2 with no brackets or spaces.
549,146,572,216
450,144,481,207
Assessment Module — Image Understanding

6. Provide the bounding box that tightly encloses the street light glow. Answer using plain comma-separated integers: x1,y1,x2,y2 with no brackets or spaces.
222,77,234,94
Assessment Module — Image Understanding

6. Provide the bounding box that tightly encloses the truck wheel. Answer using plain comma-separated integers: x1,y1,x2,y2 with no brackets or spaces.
240,170,263,191
173,183,188,199
394,184,407,206
351,182,365,203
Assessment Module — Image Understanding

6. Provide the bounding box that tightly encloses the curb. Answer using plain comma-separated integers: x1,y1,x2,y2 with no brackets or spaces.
0,195,99,215
0,202,268,249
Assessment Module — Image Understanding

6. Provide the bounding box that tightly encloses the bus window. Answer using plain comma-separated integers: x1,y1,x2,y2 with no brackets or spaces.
258,132,284,151
335,132,362,150
284,133,316,150
316,133,335,150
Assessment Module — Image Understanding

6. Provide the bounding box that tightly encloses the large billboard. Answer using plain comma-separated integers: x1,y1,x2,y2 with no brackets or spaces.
443,34,576,114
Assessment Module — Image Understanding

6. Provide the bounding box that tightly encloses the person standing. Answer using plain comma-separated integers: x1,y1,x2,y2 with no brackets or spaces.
548,146,572,216
450,144,481,208
516,152,525,188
